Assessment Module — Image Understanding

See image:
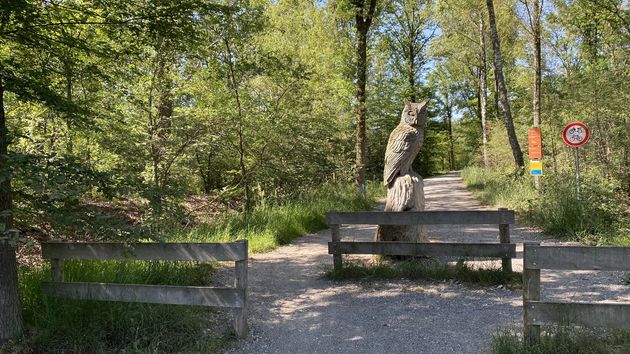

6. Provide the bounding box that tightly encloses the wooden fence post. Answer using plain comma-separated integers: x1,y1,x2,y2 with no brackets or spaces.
234,240,248,338
51,258,64,282
523,242,541,343
330,224,342,270
498,208,512,273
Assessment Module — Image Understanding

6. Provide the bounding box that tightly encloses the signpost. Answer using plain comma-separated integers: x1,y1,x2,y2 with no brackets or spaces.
528,128,543,184
562,122,590,200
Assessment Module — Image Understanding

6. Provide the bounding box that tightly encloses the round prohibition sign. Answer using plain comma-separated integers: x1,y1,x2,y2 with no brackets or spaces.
562,122,590,147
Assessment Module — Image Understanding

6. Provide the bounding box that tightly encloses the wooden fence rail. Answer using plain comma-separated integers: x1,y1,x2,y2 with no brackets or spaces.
523,243,630,342
41,240,249,338
326,208,515,272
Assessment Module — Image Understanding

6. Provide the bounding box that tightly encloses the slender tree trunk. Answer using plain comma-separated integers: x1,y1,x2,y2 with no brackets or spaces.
532,0,542,129
406,49,416,102
493,71,500,119
0,74,22,342
445,91,455,170
353,0,377,193
223,37,252,211
532,0,542,188
486,0,524,168
479,16,490,168
355,23,368,192
64,63,74,155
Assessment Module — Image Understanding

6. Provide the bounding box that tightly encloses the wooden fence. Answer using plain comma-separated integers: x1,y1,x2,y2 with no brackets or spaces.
326,208,516,272
523,243,630,342
41,240,249,337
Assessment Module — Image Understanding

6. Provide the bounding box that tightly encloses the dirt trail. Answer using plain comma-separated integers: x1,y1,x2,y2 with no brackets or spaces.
223,172,628,354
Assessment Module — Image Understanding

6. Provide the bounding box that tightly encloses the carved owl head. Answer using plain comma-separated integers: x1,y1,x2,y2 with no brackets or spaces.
401,99,429,127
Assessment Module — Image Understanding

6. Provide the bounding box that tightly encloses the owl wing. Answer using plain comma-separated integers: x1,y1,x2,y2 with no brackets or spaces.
383,124,419,186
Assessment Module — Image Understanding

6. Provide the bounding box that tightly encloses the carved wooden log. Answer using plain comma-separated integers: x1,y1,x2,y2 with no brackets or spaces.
375,171,428,242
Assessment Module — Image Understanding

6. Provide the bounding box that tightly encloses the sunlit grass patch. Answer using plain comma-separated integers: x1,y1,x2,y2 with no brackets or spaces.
174,182,381,253
492,326,630,354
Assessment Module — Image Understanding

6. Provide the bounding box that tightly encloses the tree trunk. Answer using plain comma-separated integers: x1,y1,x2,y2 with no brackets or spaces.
375,171,428,242
355,23,368,193
353,0,378,193
0,74,22,342
479,16,490,168
445,91,455,170
486,0,524,168
406,51,416,102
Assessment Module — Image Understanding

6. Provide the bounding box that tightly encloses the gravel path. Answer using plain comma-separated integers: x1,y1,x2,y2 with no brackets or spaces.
222,172,628,354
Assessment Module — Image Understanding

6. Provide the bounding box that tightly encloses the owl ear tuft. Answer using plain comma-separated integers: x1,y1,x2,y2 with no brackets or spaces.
403,98,411,107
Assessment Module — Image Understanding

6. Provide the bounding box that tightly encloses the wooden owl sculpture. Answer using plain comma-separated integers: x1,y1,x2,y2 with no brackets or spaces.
383,100,429,188
376,99,430,243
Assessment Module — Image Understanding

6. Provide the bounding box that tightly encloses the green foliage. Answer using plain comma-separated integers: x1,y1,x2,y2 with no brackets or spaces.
325,258,521,287
14,261,231,353
492,327,630,354
462,166,629,245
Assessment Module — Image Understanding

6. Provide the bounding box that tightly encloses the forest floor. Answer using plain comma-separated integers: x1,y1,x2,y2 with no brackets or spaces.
219,172,629,354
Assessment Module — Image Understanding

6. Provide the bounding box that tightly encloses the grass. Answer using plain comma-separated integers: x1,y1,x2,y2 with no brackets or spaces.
461,166,629,246
492,326,630,354
325,258,522,288
4,182,382,353
10,261,232,353
173,181,383,252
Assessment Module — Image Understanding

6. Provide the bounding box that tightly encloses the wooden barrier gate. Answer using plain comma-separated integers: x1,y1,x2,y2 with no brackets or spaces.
41,240,249,337
326,208,516,272
523,243,630,342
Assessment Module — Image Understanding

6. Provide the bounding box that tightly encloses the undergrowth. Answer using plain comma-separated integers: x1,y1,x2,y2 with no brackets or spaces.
5,182,383,353
173,181,383,252
461,166,629,245
492,326,630,354
325,258,521,288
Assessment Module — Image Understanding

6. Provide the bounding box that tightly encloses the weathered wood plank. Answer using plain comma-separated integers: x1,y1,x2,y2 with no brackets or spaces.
524,245,630,271
41,241,248,262
51,258,64,282
523,243,541,342
233,242,249,338
330,224,342,271
498,208,512,273
328,242,516,258
525,301,630,329
43,282,245,308
325,210,515,225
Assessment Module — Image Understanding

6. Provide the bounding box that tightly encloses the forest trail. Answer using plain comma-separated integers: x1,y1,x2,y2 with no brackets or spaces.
223,172,628,354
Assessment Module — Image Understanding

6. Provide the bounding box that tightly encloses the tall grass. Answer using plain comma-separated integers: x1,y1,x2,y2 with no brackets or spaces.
173,181,383,252
462,167,629,245
5,182,381,353
13,261,231,353
492,326,630,354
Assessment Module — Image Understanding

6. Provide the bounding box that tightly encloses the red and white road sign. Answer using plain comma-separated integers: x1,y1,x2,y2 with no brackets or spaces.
562,122,590,147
